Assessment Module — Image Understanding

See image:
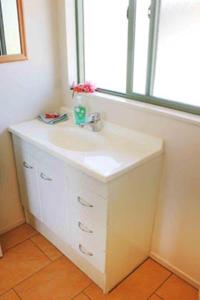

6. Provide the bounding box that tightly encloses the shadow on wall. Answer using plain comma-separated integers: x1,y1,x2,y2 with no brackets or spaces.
0,129,24,233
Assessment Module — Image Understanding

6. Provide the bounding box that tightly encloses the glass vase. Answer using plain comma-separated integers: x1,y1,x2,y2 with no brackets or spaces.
73,93,87,125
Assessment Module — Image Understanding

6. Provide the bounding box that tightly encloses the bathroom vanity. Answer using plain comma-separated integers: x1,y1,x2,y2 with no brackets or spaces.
10,118,163,293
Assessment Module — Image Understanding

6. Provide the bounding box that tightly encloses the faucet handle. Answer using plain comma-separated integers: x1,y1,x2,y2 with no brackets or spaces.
88,112,101,123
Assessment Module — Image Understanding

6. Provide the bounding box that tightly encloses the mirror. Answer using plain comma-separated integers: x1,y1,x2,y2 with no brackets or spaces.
0,0,27,63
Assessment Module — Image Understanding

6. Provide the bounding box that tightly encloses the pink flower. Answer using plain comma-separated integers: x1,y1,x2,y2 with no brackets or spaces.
72,82,96,97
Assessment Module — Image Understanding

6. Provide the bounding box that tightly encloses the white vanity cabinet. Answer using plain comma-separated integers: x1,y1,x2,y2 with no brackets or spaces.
10,119,163,294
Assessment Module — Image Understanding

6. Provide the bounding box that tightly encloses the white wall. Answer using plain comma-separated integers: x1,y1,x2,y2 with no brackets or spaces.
0,0,61,233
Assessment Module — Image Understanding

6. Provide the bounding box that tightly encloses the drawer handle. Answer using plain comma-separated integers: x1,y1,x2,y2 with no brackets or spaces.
78,222,93,234
23,161,33,169
79,244,93,256
40,172,52,181
77,196,93,208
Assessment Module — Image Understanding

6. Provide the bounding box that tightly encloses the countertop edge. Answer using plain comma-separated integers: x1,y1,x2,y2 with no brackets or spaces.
9,126,163,183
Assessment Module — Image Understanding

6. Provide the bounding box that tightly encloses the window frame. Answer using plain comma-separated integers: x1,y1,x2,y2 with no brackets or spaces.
0,0,7,55
75,0,200,116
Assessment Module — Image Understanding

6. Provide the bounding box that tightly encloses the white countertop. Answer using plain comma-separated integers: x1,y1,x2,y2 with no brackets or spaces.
9,119,163,182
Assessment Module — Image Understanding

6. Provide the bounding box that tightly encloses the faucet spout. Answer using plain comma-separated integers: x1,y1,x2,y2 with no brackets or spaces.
80,112,103,132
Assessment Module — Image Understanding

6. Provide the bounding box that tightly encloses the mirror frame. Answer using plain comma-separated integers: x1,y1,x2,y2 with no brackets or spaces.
0,0,27,63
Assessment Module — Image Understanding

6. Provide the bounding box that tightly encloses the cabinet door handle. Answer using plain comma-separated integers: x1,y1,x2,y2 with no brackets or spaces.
40,172,52,181
23,161,33,169
78,222,93,234
79,244,93,256
77,196,93,208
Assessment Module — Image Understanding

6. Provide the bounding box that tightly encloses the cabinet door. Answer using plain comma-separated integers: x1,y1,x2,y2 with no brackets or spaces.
21,154,41,219
38,158,70,243
13,136,41,219
21,154,41,220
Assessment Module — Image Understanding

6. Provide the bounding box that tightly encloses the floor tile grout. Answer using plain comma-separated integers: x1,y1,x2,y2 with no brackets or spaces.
147,292,164,300
13,288,22,300
0,288,22,300
29,238,54,262
70,283,93,299
12,253,65,295
14,256,63,289
83,290,92,300
82,283,93,293
154,292,165,299
30,234,63,262
148,273,172,299
29,236,57,262
0,231,38,254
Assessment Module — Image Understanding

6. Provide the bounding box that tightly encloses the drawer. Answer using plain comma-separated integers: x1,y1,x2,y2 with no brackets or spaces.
67,167,108,199
71,216,106,251
70,189,107,227
72,239,106,273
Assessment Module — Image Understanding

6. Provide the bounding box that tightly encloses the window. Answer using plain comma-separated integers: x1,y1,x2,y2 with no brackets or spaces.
76,0,200,115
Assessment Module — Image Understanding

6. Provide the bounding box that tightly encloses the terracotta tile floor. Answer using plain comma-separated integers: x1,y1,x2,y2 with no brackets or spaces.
0,224,198,300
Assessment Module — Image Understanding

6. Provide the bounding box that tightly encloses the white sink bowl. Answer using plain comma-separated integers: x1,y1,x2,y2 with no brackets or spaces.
49,127,103,152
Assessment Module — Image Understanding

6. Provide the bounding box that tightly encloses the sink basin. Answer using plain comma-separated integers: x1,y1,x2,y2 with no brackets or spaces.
49,127,103,152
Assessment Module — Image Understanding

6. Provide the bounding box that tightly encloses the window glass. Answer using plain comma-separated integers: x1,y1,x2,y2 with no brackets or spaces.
84,0,129,92
154,0,200,107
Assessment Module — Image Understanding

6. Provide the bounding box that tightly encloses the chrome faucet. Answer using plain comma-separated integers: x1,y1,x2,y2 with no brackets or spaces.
80,112,103,132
